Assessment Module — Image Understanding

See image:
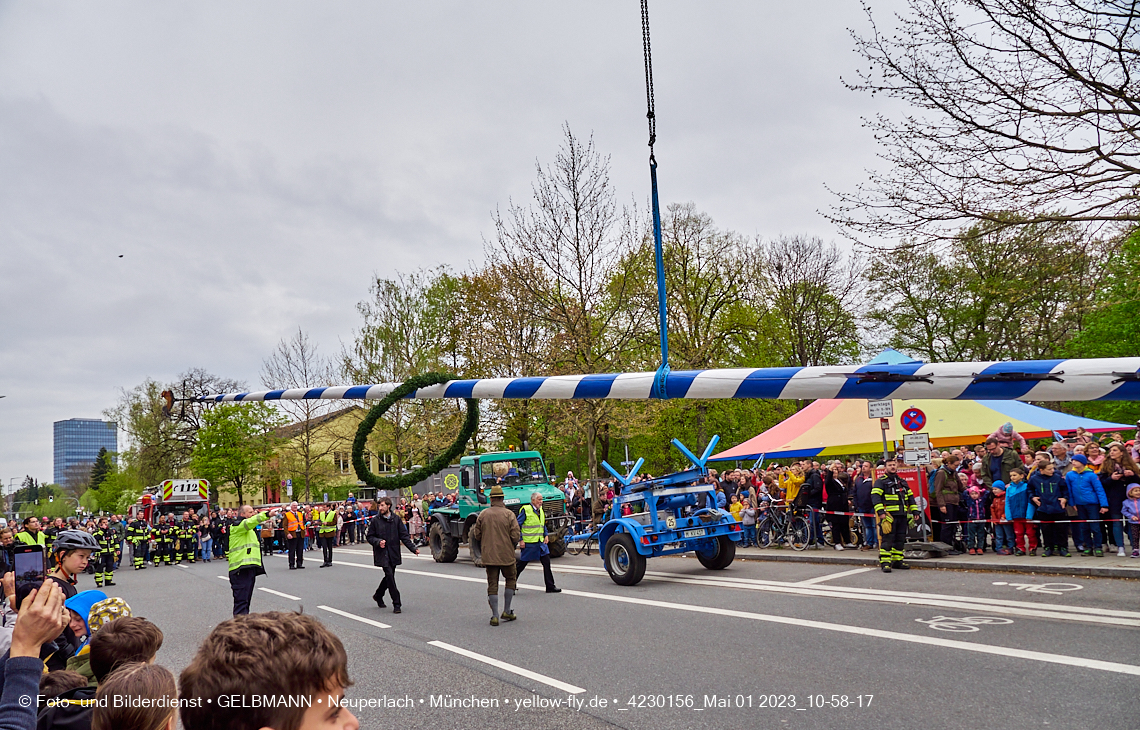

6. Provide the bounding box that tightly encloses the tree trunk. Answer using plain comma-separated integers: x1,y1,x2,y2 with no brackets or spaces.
585,419,598,480
696,402,708,450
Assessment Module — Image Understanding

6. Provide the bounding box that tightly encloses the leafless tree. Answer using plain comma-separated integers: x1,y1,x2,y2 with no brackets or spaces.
830,0,1140,244
755,235,864,367
487,124,645,480
262,328,344,502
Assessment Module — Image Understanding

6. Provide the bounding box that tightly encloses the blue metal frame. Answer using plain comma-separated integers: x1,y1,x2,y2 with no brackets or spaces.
574,436,741,559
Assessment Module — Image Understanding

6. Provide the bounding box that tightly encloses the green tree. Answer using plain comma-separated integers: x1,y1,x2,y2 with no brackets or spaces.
106,370,244,487
1062,229,1140,424
191,404,285,506
865,219,1100,361
755,235,863,367
89,447,111,491
343,266,469,475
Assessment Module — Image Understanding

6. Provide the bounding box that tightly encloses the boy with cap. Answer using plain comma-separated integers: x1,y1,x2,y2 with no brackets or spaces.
1065,454,1109,555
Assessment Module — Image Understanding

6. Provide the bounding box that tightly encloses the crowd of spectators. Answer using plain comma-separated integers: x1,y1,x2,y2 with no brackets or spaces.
550,426,1140,559
0,578,358,730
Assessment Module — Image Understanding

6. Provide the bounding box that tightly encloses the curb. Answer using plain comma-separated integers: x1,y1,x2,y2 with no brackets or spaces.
730,550,1140,580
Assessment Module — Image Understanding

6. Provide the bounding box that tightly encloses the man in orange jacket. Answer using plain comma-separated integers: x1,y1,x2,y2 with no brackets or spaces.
283,502,306,570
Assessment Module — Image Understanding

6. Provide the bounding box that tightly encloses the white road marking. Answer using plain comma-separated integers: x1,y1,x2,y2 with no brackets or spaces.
548,564,1140,625
916,616,1014,633
796,567,874,585
334,554,1139,624
427,640,586,694
318,605,391,630
551,587,1140,677
326,558,1140,676
217,576,227,580
339,548,433,561
992,581,1083,595
258,587,300,600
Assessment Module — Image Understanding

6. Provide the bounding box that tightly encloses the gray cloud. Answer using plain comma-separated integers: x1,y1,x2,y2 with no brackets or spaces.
0,1,901,482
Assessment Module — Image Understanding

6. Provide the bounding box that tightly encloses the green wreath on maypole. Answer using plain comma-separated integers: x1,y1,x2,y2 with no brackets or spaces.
351,372,479,491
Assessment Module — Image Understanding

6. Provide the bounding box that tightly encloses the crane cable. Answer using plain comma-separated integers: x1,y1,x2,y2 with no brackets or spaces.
642,0,671,400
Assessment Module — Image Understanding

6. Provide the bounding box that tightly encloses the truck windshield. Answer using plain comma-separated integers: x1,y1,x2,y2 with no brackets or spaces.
480,457,548,488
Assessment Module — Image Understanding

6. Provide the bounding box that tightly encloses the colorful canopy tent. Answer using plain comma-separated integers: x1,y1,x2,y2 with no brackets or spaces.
709,398,1132,462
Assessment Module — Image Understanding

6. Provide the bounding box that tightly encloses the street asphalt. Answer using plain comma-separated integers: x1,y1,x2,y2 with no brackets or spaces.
110,544,1136,730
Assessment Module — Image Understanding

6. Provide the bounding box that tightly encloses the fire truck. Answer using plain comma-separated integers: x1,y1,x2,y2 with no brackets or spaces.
134,479,211,524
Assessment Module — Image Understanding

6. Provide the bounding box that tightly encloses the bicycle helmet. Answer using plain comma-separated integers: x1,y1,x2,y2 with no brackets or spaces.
52,530,100,553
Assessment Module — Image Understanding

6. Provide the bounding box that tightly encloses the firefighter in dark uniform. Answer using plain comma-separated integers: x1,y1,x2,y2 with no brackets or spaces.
871,457,920,573
42,517,64,552
126,514,150,569
93,517,117,587
153,515,174,566
180,510,198,564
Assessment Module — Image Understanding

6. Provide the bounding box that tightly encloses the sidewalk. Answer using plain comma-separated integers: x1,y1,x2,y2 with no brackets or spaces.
731,544,1140,579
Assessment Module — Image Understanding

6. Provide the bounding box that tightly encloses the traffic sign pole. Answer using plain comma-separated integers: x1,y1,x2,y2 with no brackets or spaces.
880,418,890,462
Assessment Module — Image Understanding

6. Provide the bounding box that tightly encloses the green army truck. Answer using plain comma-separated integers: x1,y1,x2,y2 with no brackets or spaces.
426,450,572,565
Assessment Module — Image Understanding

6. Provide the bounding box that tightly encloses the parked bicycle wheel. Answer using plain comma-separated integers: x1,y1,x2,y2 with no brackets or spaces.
756,518,773,548
788,515,811,551
821,519,835,547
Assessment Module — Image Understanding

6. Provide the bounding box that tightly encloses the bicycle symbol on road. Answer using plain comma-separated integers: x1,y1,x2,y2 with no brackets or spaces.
915,616,1014,632
991,581,1083,595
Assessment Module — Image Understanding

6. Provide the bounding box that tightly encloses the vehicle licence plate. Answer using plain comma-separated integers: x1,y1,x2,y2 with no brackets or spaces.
682,528,705,538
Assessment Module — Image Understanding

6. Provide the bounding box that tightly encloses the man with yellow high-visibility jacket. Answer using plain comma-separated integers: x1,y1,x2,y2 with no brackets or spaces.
228,504,282,615
317,503,338,567
514,492,560,593
871,457,920,573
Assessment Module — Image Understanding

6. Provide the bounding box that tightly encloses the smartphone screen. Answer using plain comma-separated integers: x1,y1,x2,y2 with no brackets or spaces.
13,546,45,591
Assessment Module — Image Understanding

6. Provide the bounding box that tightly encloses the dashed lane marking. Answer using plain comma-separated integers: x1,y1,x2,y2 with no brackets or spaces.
325,559,1140,676
258,587,300,600
427,640,586,694
318,605,391,630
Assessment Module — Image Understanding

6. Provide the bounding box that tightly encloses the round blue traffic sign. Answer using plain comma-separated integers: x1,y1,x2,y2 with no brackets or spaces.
901,408,926,432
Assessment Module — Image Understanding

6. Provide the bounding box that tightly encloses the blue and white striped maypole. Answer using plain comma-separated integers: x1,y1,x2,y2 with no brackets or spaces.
201,358,1140,403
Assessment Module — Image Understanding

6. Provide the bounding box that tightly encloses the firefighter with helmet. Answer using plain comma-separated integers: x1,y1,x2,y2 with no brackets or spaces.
126,512,150,569
871,457,920,573
93,516,118,587
152,514,175,566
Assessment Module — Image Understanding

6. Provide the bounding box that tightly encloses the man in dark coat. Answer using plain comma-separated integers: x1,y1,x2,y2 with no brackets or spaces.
798,463,826,546
365,497,419,614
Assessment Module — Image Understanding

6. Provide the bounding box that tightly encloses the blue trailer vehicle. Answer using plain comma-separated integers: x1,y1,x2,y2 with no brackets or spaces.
571,436,742,586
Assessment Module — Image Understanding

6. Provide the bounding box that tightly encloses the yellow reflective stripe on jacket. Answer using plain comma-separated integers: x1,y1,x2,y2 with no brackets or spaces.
520,504,545,543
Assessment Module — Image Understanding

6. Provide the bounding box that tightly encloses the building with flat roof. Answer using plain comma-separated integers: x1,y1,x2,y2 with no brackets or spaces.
53,418,117,487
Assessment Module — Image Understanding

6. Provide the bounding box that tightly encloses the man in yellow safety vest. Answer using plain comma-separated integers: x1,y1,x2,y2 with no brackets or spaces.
515,492,560,593
317,503,338,567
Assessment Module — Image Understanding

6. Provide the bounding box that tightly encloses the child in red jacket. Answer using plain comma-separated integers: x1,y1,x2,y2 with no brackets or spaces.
990,481,1014,555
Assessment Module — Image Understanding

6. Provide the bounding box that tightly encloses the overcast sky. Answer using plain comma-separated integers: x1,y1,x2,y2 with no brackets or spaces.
0,0,903,485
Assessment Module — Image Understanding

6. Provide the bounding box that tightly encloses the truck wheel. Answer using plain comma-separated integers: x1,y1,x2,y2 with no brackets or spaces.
696,535,736,570
429,521,458,563
604,533,646,586
469,536,484,567
547,536,566,559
